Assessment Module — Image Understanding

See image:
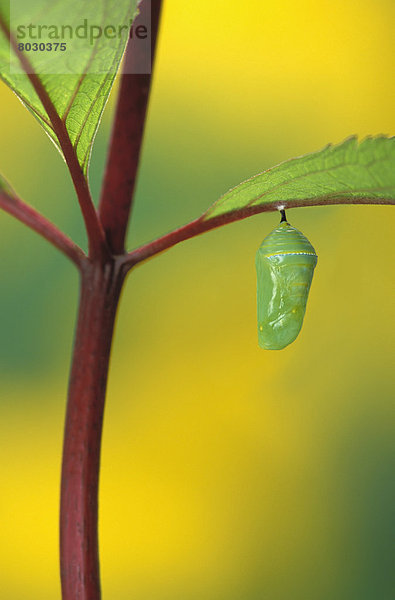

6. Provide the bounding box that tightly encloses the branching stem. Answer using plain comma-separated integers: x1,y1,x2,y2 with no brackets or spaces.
59,2,163,598
0,190,85,267
122,195,395,269
0,15,108,262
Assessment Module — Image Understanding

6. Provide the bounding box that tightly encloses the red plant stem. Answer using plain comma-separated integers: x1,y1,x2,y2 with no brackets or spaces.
122,195,395,269
59,4,164,598
99,0,163,253
0,190,85,267
0,16,108,261
60,258,126,600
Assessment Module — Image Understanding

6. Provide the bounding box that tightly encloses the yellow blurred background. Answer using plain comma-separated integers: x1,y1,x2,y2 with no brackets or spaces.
0,0,394,598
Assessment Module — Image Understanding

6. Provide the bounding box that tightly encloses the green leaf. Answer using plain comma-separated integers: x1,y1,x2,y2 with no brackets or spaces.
0,0,139,174
204,136,395,220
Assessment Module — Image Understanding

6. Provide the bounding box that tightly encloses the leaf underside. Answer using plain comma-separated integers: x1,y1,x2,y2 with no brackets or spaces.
204,136,395,221
0,0,139,174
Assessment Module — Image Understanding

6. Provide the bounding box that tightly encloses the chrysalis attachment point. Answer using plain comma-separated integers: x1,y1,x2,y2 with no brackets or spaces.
280,209,287,223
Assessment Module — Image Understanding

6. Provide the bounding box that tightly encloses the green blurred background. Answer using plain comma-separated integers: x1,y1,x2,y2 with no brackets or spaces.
0,0,394,598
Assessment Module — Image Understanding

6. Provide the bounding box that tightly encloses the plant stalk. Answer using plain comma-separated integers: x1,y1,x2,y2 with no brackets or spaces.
59,258,126,600
59,3,163,597
99,0,163,253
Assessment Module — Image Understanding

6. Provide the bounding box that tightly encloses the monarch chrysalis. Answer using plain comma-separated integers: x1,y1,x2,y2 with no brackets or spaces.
255,210,317,350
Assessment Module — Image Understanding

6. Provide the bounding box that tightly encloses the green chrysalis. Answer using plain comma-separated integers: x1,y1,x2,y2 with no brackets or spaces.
255,210,317,350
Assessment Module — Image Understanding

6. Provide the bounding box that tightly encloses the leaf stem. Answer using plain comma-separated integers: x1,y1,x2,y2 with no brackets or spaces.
0,16,108,262
0,190,85,267
122,195,395,269
99,0,163,253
